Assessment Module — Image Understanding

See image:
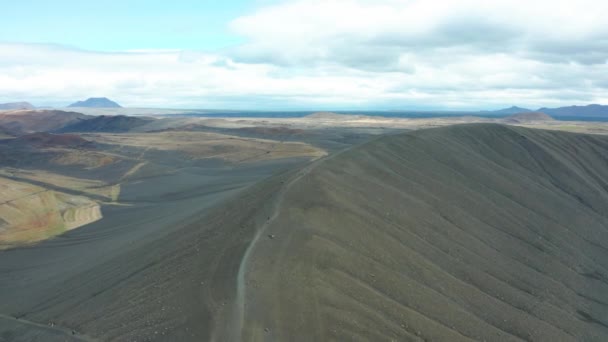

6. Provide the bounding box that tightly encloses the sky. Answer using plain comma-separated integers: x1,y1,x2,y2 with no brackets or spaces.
1,0,607,110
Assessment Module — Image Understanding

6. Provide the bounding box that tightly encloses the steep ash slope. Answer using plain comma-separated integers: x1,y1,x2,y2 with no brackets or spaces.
2,124,608,342
237,124,608,341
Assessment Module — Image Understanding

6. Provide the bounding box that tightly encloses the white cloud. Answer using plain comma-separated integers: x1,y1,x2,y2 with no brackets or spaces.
1,0,608,109
0,43,393,108
230,0,608,65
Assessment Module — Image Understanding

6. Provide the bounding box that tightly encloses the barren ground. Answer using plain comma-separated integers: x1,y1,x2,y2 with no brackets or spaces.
1,118,608,341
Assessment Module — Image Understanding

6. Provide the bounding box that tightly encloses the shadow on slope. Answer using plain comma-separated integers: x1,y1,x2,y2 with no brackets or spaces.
59,115,154,133
0,110,90,133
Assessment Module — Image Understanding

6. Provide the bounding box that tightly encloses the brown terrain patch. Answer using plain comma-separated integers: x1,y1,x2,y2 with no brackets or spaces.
50,150,118,168
0,168,120,201
83,131,327,163
0,177,101,249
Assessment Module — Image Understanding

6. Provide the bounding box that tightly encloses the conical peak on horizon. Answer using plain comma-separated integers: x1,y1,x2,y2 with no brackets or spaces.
68,97,122,108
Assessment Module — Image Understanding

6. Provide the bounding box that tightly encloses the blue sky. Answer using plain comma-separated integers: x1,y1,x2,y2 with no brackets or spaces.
1,0,259,51
0,0,607,109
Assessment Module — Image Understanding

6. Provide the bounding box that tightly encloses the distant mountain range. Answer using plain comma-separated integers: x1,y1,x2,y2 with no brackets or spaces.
537,104,608,117
488,104,608,117
68,97,122,108
2,98,608,119
0,102,35,110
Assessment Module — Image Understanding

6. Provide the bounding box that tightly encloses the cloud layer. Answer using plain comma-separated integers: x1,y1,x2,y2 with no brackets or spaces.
1,0,608,109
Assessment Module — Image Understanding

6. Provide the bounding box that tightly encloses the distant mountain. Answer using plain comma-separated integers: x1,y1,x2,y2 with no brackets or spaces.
503,111,554,123
0,102,35,110
59,115,153,133
484,106,532,115
537,104,608,117
68,97,122,108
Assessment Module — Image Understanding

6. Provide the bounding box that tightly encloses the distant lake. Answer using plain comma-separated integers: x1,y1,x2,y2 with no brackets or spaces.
176,111,608,122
